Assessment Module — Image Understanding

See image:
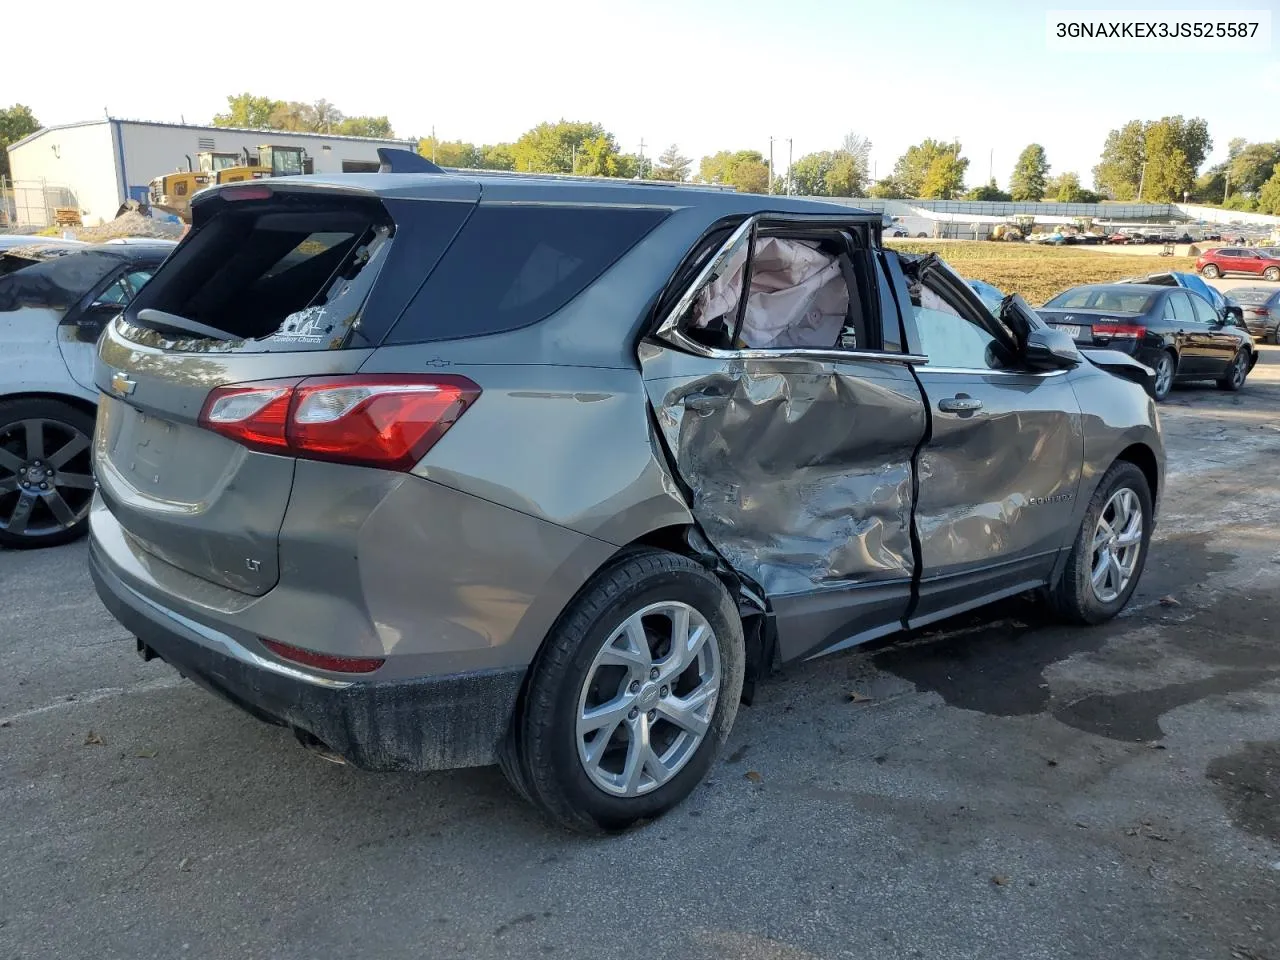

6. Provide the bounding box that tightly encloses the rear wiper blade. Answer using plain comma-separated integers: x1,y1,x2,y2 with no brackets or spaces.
136,308,238,342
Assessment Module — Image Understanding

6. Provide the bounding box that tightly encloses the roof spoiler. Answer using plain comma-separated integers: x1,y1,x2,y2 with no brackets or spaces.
376,148,446,174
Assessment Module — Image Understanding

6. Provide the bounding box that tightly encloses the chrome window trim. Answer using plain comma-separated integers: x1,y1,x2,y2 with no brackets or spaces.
914,365,1071,378
655,214,926,366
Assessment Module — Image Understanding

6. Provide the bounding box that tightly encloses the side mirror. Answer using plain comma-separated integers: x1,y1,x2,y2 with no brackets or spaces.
1024,326,1082,370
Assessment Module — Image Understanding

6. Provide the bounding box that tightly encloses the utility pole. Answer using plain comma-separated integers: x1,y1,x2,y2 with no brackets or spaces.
989,148,993,184
787,138,793,195
1224,169,1230,204
431,126,436,163
1137,160,1149,202
571,142,576,175
768,137,775,194
638,138,647,179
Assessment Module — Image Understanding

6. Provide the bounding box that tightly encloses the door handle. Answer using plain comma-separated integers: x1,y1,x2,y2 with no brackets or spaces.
938,396,983,414
683,392,729,413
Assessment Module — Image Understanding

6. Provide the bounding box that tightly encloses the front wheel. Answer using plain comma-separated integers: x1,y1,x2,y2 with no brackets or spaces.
1217,349,1249,391
1150,351,1175,401
1048,461,1153,625
1201,263,1221,278
503,549,745,833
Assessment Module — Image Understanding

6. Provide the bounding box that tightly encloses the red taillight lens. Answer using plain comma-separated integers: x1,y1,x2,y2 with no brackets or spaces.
1092,323,1147,340
198,375,480,469
1254,308,1269,316
261,638,384,674
200,380,297,450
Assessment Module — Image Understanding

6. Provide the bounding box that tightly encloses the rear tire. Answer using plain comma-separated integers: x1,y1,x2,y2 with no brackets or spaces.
1201,263,1220,278
1217,349,1249,391
1265,266,1280,282
0,398,96,550
504,548,745,834
1048,461,1153,625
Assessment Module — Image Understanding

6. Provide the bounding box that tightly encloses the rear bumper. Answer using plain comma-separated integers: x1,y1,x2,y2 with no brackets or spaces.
89,537,525,772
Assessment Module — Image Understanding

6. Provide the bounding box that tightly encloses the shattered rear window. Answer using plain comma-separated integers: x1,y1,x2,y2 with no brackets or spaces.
0,251,125,312
119,198,393,352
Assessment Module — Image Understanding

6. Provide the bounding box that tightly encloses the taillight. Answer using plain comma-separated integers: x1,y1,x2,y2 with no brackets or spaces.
261,638,384,674
198,375,480,470
1092,323,1147,340
1254,308,1269,316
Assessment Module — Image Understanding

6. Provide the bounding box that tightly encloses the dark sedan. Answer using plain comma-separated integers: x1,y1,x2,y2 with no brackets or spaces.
1227,286,1280,343
1038,283,1257,401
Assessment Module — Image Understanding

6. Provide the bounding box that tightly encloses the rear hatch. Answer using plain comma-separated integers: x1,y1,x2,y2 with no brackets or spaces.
93,180,478,594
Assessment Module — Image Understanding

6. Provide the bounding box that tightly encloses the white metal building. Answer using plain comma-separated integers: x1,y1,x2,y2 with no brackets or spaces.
6,119,416,226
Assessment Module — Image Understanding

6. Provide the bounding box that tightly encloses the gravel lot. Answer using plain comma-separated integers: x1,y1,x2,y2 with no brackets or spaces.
3,345,1279,960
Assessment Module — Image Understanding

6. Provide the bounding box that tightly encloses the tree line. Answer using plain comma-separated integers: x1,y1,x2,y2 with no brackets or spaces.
6,98,1280,216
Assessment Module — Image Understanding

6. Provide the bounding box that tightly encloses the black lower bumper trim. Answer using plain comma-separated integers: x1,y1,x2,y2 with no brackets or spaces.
91,543,525,772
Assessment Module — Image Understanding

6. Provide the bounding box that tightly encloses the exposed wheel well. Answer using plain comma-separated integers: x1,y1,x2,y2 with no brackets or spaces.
1115,443,1159,507
0,391,96,419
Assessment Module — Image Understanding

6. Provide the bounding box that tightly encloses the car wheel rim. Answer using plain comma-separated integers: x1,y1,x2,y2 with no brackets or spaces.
1090,488,1143,604
1155,357,1173,395
1232,353,1246,387
0,418,95,539
576,601,721,798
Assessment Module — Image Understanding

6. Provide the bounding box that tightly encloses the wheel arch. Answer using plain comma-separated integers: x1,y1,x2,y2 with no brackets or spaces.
0,390,97,419
1114,442,1160,511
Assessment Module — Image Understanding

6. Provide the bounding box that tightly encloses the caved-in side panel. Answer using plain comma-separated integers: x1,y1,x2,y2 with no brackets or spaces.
643,350,927,598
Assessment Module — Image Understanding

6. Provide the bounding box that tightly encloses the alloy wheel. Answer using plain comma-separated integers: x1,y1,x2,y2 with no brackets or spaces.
1090,488,1144,604
1231,352,1248,388
576,601,721,798
0,418,95,540
1153,355,1174,398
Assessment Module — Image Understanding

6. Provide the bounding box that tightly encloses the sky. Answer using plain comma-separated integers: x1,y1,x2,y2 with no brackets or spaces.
8,0,1280,189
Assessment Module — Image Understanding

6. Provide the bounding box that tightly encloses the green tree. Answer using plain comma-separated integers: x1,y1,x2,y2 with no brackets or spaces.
1223,191,1258,212
1228,142,1280,196
267,101,315,132
790,151,837,196
1257,163,1280,215
212,93,279,129
696,150,770,193
337,115,393,138
1093,116,1211,200
1009,144,1049,201
1192,168,1227,204
1140,122,1192,201
651,143,692,182
868,176,907,199
419,137,484,168
1046,171,1084,202
918,147,968,199
481,143,516,171
963,178,1011,201
0,103,40,180
892,139,965,197
510,120,618,174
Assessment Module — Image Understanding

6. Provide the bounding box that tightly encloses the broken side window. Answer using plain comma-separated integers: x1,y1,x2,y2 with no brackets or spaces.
903,258,1013,370
674,223,883,353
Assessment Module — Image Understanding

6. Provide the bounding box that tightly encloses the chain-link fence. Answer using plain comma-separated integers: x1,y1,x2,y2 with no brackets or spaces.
0,177,81,230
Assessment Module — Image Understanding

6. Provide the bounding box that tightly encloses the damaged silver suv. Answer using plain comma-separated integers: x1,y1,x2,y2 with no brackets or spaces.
89,159,1164,832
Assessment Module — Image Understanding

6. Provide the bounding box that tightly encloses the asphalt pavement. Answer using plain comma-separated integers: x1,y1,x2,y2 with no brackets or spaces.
3,349,1279,960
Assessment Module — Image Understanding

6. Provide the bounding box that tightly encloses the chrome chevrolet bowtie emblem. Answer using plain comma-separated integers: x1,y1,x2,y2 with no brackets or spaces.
110,372,136,396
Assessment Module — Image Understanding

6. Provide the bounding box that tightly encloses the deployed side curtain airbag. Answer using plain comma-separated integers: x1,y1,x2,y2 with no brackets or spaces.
688,238,849,349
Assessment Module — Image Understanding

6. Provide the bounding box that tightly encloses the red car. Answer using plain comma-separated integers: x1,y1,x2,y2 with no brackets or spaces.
1196,247,1280,281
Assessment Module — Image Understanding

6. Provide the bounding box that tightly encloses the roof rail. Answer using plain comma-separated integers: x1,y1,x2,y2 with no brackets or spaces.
376,148,445,175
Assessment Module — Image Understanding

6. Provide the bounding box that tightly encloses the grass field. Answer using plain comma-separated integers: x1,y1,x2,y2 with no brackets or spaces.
886,240,1199,305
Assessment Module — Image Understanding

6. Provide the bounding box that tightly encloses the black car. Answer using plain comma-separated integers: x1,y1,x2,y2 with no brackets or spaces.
1227,286,1280,343
1038,283,1258,401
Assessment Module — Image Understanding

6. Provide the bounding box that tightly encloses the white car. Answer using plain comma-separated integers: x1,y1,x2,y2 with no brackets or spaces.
0,242,171,548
